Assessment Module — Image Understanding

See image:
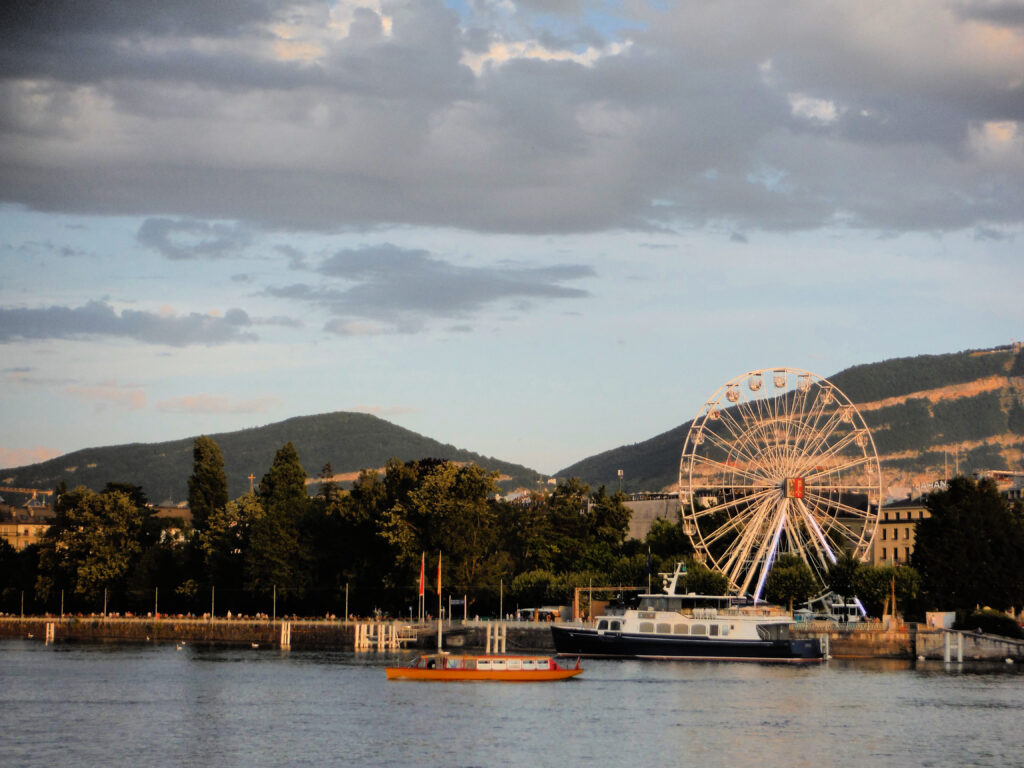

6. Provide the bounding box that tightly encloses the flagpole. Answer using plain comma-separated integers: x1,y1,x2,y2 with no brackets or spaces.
418,551,425,623
436,552,443,652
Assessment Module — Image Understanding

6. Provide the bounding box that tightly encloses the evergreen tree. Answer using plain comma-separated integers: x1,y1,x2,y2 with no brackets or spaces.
912,476,1024,610
188,436,228,533
246,442,312,602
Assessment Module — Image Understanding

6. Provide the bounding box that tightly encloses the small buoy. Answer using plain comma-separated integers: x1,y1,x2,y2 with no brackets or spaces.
26,633,33,639
1006,658,1014,664
251,643,259,649
918,655,925,661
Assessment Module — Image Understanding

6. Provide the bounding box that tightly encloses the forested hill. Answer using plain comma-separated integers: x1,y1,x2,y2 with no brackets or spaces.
557,343,1024,495
0,412,541,504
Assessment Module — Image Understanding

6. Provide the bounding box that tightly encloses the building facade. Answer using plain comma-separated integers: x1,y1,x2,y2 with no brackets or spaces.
872,497,931,566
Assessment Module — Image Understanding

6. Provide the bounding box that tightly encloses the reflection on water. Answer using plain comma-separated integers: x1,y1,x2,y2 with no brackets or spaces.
0,641,1021,768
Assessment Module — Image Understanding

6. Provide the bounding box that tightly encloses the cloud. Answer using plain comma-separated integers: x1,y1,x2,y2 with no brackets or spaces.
65,382,147,411
0,300,258,346
137,218,252,259
265,243,594,333
155,394,282,414
0,1,1022,235
0,446,63,469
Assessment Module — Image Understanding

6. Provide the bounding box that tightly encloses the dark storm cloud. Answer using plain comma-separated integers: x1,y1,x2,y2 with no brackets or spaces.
0,1,1022,236
0,300,257,346
955,1,1024,27
137,218,252,259
265,243,594,333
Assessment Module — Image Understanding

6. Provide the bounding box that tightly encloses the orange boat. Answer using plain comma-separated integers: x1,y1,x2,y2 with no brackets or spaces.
385,653,582,682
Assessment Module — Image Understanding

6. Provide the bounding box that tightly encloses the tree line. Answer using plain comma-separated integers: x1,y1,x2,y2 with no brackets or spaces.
1,438,1021,627
1,438,679,618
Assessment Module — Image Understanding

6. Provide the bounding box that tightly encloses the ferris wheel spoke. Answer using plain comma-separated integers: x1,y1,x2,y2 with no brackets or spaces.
802,426,866,467
689,450,772,485
716,399,786,473
699,511,757,548
800,500,870,546
802,490,875,521
697,495,777,548
729,397,789,470
708,410,780,469
788,393,834,465
801,453,875,482
790,408,850,466
742,498,789,597
793,497,838,566
718,494,779,590
688,487,776,521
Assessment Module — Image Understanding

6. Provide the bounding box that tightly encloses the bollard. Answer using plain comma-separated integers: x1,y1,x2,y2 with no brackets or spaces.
943,632,951,663
280,621,291,650
956,632,963,663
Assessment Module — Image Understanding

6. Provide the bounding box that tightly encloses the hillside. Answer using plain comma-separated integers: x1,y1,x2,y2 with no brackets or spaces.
557,343,1024,496
0,412,541,504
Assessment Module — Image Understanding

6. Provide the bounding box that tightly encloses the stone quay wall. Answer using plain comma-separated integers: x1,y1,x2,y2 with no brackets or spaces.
0,616,558,651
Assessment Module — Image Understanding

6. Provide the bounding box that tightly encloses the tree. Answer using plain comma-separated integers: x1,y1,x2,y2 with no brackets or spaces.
681,562,730,595
645,516,693,560
188,436,228,533
36,486,147,605
200,492,262,592
825,549,863,599
765,554,818,610
912,476,1024,610
246,443,312,602
853,564,921,618
380,461,501,590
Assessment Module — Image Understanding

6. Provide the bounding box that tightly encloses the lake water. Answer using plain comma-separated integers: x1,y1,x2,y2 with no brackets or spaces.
1,640,1022,768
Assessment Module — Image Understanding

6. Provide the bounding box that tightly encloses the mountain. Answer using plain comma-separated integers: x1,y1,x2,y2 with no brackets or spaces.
0,412,542,504
557,343,1024,496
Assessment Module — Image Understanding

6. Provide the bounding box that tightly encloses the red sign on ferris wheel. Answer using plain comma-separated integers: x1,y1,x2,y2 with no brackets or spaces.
786,477,804,499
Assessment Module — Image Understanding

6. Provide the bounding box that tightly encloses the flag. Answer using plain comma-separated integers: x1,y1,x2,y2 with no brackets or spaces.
418,552,425,597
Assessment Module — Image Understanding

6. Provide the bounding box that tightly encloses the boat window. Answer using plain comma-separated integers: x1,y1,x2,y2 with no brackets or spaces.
522,660,537,670
597,620,608,630
673,625,688,635
639,621,655,633
507,659,522,670
610,621,621,631
477,659,491,669
709,625,720,636
492,660,507,670
690,624,706,635
721,625,729,636
656,622,671,634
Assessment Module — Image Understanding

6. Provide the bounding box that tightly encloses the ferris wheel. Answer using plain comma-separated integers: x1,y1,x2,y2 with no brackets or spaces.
679,368,881,601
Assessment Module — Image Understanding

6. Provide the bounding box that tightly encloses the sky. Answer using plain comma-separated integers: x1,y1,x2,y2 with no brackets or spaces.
1,0,1023,477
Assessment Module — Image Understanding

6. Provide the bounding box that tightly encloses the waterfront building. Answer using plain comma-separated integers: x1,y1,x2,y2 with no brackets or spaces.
0,503,53,551
872,497,931,566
